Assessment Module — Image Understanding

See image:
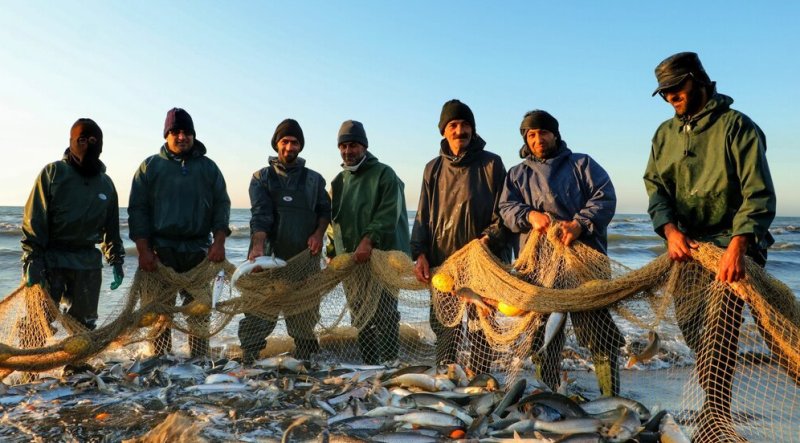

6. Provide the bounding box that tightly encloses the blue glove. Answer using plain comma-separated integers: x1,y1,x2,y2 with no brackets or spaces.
110,262,124,290
24,259,46,287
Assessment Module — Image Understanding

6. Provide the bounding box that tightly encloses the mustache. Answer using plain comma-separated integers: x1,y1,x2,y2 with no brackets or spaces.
455,134,470,140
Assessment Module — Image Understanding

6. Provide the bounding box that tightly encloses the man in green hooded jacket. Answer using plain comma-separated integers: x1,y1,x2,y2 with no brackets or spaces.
644,52,775,441
129,108,231,358
327,120,410,365
22,118,125,374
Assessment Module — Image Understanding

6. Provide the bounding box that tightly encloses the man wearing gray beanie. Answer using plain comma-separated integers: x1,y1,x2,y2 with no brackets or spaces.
327,120,410,365
499,109,623,397
411,99,510,374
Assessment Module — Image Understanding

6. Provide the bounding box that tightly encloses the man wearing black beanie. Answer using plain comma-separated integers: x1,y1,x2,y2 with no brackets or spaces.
237,119,331,363
499,109,623,397
129,107,231,358
21,118,125,375
411,99,510,374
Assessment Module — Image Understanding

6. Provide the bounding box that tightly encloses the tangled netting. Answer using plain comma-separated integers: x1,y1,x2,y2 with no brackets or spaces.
1,225,799,441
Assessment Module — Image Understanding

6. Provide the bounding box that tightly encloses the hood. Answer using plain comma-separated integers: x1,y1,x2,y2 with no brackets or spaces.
677,93,733,133
269,156,306,174
439,134,487,166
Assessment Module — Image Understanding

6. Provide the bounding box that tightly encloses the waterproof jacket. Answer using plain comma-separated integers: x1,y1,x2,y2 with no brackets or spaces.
128,141,231,253
22,152,124,270
410,135,510,267
499,142,616,254
328,152,410,256
644,93,776,249
249,157,331,259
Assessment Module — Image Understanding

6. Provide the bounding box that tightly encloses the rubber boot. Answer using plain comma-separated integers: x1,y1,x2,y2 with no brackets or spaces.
294,338,320,361
189,335,209,358
593,354,619,397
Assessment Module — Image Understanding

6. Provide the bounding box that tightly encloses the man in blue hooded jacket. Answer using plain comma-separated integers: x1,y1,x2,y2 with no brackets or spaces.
499,110,623,396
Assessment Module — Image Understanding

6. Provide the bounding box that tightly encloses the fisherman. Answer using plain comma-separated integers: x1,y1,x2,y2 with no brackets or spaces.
21,118,125,375
644,52,776,441
411,99,510,374
237,119,331,364
327,120,410,365
498,110,624,396
128,108,231,358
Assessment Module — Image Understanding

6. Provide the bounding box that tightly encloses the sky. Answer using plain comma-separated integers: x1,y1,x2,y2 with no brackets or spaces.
1,1,798,215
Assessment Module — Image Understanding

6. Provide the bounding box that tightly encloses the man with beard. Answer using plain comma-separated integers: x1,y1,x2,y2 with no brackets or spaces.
328,120,410,365
499,110,623,396
237,119,331,364
411,99,510,374
645,52,775,441
129,108,231,358
22,118,125,374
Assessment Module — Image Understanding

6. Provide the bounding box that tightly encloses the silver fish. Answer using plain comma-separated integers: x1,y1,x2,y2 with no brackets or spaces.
538,312,566,354
580,396,651,421
534,417,602,434
371,432,439,443
659,412,690,443
211,270,226,308
382,373,454,392
185,383,250,393
231,254,287,286
393,410,466,428
605,406,641,442
204,373,239,384
253,355,307,373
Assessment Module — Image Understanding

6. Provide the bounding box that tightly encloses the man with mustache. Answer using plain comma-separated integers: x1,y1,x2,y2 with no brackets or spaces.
129,108,231,358
237,119,331,364
327,120,410,365
22,118,125,374
645,52,776,441
499,110,623,396
411,99,510,374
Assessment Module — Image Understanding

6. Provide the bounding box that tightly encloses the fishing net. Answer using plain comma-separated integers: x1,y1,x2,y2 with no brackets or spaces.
1,224,799,441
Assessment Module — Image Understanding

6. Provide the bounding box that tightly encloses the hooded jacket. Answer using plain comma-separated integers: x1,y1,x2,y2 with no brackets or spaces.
644,93,776,249
128,141,231,252
22,151,124,270
328,151,410,256
410,135,510,267
499,142,616,254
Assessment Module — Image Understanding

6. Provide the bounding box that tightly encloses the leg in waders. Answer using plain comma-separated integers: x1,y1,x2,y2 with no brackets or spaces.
286,306,321,361
530,313,567,392
573,308,624,397
430,293,463,367
358,289,399,364
237,314,277,364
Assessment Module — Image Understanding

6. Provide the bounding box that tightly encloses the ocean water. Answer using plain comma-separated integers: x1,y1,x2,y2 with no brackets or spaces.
1,206,798,353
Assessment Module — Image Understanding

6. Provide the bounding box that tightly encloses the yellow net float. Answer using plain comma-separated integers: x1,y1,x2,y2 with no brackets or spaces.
63,335,91,355
329,253,354,271
184,301,212,317
497,301,526,317
431,272,455,293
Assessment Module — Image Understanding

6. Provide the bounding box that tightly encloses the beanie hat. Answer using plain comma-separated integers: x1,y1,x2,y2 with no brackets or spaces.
652,52,712,97
271,119,305,152
337,120,368,148
519,110,560,141
163,108,195,138
438,99,475,135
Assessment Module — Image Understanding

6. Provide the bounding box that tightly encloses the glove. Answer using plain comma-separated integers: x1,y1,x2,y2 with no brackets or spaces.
24,259,46,287
110,262,124,290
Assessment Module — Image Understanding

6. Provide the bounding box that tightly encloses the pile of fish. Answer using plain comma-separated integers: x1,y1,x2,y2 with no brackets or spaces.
0,354,691,442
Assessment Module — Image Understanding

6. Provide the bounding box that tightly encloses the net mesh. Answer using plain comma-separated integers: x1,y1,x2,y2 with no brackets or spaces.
1,225,798,442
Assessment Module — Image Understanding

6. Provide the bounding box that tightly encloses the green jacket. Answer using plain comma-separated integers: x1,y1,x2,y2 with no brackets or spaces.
22,153,124,270
128,141,231,253
328,152,410,256
644,93,776,249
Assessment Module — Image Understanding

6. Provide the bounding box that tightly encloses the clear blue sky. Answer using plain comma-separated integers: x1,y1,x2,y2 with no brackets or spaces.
1,1,798,215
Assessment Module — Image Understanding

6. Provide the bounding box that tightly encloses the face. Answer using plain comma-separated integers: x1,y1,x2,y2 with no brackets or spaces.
69,124,102,161
526,129,558,159
166,129,194,154
443,120,473,154
277,136,301,164
660,77,707,117
338,141,366,166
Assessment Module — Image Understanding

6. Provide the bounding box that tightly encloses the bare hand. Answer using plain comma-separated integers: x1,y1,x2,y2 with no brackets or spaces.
717,236,748,283
663,223,697,262
415,254,431,284
558,220,583,247
527,210,551,233
208,237,226,263
307,232,324,256
138,248,158,272
353,237,373,264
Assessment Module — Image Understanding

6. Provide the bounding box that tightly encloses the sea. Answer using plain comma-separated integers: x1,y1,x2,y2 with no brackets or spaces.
0,206,798,358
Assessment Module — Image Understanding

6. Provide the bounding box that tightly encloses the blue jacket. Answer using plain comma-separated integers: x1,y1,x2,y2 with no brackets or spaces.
499,142,616,254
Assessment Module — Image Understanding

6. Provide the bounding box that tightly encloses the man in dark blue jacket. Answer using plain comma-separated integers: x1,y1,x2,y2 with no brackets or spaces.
499,110,623,396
